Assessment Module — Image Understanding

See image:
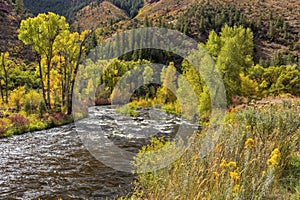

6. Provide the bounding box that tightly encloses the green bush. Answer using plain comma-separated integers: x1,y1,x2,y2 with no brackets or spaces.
117,105,138,117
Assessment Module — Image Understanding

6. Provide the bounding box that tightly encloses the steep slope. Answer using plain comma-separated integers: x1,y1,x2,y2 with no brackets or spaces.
108,0,144,18
72,1,129,31
23,0,92,22
0,0,32,59
136,0,195,19
133,0,299,64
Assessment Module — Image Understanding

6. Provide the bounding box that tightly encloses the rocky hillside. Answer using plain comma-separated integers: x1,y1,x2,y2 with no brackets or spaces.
0,0,33,59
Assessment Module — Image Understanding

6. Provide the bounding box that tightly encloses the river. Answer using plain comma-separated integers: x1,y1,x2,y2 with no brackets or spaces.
0,106,197,199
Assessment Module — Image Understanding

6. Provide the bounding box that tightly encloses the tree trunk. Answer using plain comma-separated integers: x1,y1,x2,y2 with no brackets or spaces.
0,79,4,104
47,59,51,109
1,53,8,104
38,58,47,108
67,30,94,115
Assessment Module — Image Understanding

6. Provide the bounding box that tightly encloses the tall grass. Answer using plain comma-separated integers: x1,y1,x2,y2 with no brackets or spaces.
129,99,300,199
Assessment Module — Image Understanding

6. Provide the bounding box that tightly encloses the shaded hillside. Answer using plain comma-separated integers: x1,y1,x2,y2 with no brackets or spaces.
109,0,143,18
23,0,144,21
0,0,33,59
23,0,93,22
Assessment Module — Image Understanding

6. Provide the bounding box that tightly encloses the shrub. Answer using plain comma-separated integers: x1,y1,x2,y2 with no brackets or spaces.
9,86,26,111
28,114,48,132
48,112,70,126
130,99,300,199
0,119,8,137
24,99,32,115
38,100,47,119
24,90,43,115
117,105,138,117
9,114,30,133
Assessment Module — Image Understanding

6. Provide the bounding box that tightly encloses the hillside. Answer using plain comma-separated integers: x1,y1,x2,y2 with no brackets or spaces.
70,0,299,65
23,0,93,22
0,0,299,65
133,0,300,64
0,0,33,59
72,1,129,31
136,0,195,19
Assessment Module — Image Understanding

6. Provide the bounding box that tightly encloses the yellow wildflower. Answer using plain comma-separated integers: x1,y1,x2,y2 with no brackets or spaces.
227,161,237,168
220,159,227,168
267,148,281,168
232,184,241,193
245,138,254,148
229,171,240,182
213,172,220,178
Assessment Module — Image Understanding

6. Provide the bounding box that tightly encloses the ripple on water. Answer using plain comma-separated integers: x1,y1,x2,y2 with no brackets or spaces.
0,106,199,199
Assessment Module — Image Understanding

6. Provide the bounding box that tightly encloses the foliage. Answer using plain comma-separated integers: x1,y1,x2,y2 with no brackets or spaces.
240,73,258,98
117,104,138,117
0,118,9,136
130,99,300,199
207,24,254,101
38,100,47,118
10,114,30,133
247,65,300,97
48,112,71,126
19,12,90,113
156,62,177,104
9,86,26,111
24,90,43,115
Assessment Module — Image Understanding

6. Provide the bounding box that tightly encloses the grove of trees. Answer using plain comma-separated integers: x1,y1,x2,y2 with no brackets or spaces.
18,12,91,114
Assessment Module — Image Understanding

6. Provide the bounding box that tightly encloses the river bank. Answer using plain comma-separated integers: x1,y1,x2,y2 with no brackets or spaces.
0,106,193,199
0,111,74,138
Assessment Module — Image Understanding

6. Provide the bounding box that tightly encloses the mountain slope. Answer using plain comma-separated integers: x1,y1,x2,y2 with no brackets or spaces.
0,0,32,59
136,0,195,19
133,0,299,64
23,0,92,22
72,1,129,31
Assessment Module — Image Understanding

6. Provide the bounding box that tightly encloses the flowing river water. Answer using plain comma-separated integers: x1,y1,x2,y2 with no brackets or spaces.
0,106,197,199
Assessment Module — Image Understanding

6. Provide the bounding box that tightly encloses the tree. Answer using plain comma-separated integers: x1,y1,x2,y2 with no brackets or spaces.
142,65,154,99
205,25,254,102
18,12,69,109
54,29,91,113
275,66,300,96
15,0,24,14
19,12,92,114
198,85,211,121
0,52,14,104
205,30,221,60
177,75,198,120
240,73,258,98
9,86,26,111
157,62,177,103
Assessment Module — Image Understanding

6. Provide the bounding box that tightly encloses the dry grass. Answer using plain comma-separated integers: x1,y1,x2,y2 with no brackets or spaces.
72,1,129,31
128,98,300,199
